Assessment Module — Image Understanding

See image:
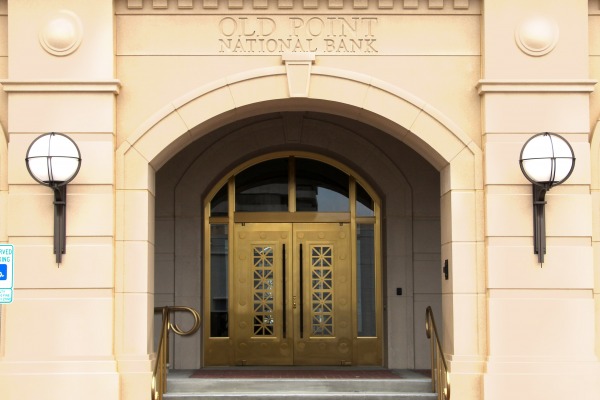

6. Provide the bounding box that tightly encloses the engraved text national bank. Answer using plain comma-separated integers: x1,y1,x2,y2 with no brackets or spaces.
218,17,378,54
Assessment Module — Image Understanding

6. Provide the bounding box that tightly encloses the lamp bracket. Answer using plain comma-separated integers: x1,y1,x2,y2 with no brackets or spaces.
532,184,547,265
52,185,67,264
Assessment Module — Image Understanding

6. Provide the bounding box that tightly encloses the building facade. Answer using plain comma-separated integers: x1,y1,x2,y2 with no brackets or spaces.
0,0,599,399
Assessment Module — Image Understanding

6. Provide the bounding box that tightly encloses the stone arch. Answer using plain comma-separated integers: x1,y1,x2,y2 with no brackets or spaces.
160,114,419,369
114,66,484,381
120,65,477,170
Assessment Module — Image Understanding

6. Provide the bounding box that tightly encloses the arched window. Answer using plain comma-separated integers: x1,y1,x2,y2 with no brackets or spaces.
213,157,362,214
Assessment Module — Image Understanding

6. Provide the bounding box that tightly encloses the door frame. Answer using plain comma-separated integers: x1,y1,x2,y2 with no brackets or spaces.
202,152,382,366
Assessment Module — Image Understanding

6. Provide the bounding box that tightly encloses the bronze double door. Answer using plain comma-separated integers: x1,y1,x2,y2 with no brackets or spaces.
233,222,353,366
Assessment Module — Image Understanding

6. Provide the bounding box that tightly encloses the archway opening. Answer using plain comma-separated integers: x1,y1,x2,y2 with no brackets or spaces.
153,111,442,370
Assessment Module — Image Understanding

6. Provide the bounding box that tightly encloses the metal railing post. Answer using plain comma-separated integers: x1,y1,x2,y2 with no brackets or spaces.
151,306,201,400
425,306,450,400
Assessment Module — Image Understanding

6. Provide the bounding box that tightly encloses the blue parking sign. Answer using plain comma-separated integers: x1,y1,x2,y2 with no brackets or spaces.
0,244,14,303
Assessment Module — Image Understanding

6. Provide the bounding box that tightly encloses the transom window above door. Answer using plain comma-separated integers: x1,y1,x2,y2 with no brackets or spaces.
210,156,375,217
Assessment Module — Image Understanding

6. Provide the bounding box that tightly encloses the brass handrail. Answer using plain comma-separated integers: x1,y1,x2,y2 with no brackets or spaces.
151,306,201,400
425,306,450,400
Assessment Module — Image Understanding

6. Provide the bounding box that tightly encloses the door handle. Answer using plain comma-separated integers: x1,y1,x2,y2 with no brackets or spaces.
283,243,286,339
292,296,297,309
299,243,304,338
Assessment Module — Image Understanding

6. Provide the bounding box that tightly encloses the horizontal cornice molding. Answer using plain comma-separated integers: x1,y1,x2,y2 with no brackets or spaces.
477,79,597,94
117,0,478,14
0,80,122,94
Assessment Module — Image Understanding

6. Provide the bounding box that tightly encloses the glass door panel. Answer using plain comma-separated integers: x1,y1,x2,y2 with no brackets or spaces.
235,159,289,212
295,159,350,212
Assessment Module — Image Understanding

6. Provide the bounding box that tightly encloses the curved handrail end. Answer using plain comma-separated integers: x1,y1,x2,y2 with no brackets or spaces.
151,306,201,400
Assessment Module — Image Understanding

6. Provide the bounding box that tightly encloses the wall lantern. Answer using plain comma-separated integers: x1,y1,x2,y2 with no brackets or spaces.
519,132,575,264
25,132,82,264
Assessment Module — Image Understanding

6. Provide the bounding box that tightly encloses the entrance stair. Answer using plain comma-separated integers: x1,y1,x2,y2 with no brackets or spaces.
162,368,437,400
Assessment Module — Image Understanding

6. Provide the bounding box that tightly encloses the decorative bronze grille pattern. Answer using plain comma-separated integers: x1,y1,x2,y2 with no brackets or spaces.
310,245,334,337
252,246,275,336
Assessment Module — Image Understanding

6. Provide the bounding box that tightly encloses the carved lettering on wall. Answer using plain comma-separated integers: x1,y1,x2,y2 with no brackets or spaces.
217,16,378,54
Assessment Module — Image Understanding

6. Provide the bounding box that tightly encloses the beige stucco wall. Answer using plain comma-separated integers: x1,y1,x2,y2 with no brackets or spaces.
0,1,6,247
0,1,598,400
115,4,481,152
0,1,120,399
482,0,599,399
589,0,600,365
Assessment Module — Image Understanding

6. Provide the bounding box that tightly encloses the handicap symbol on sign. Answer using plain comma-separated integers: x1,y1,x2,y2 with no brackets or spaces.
0,264,6,280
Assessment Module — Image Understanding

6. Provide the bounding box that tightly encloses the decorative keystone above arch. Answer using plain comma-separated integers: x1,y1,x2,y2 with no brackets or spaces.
282,53,315,97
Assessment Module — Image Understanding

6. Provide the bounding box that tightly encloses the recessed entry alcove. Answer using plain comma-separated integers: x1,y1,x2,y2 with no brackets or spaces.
153,111,441,370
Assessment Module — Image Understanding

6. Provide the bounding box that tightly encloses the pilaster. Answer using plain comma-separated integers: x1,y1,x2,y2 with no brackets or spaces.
481,1,600,399
0,1,120,399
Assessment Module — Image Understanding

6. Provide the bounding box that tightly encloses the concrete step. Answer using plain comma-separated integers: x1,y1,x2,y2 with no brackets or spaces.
164,394,437,400
163,370,437,400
